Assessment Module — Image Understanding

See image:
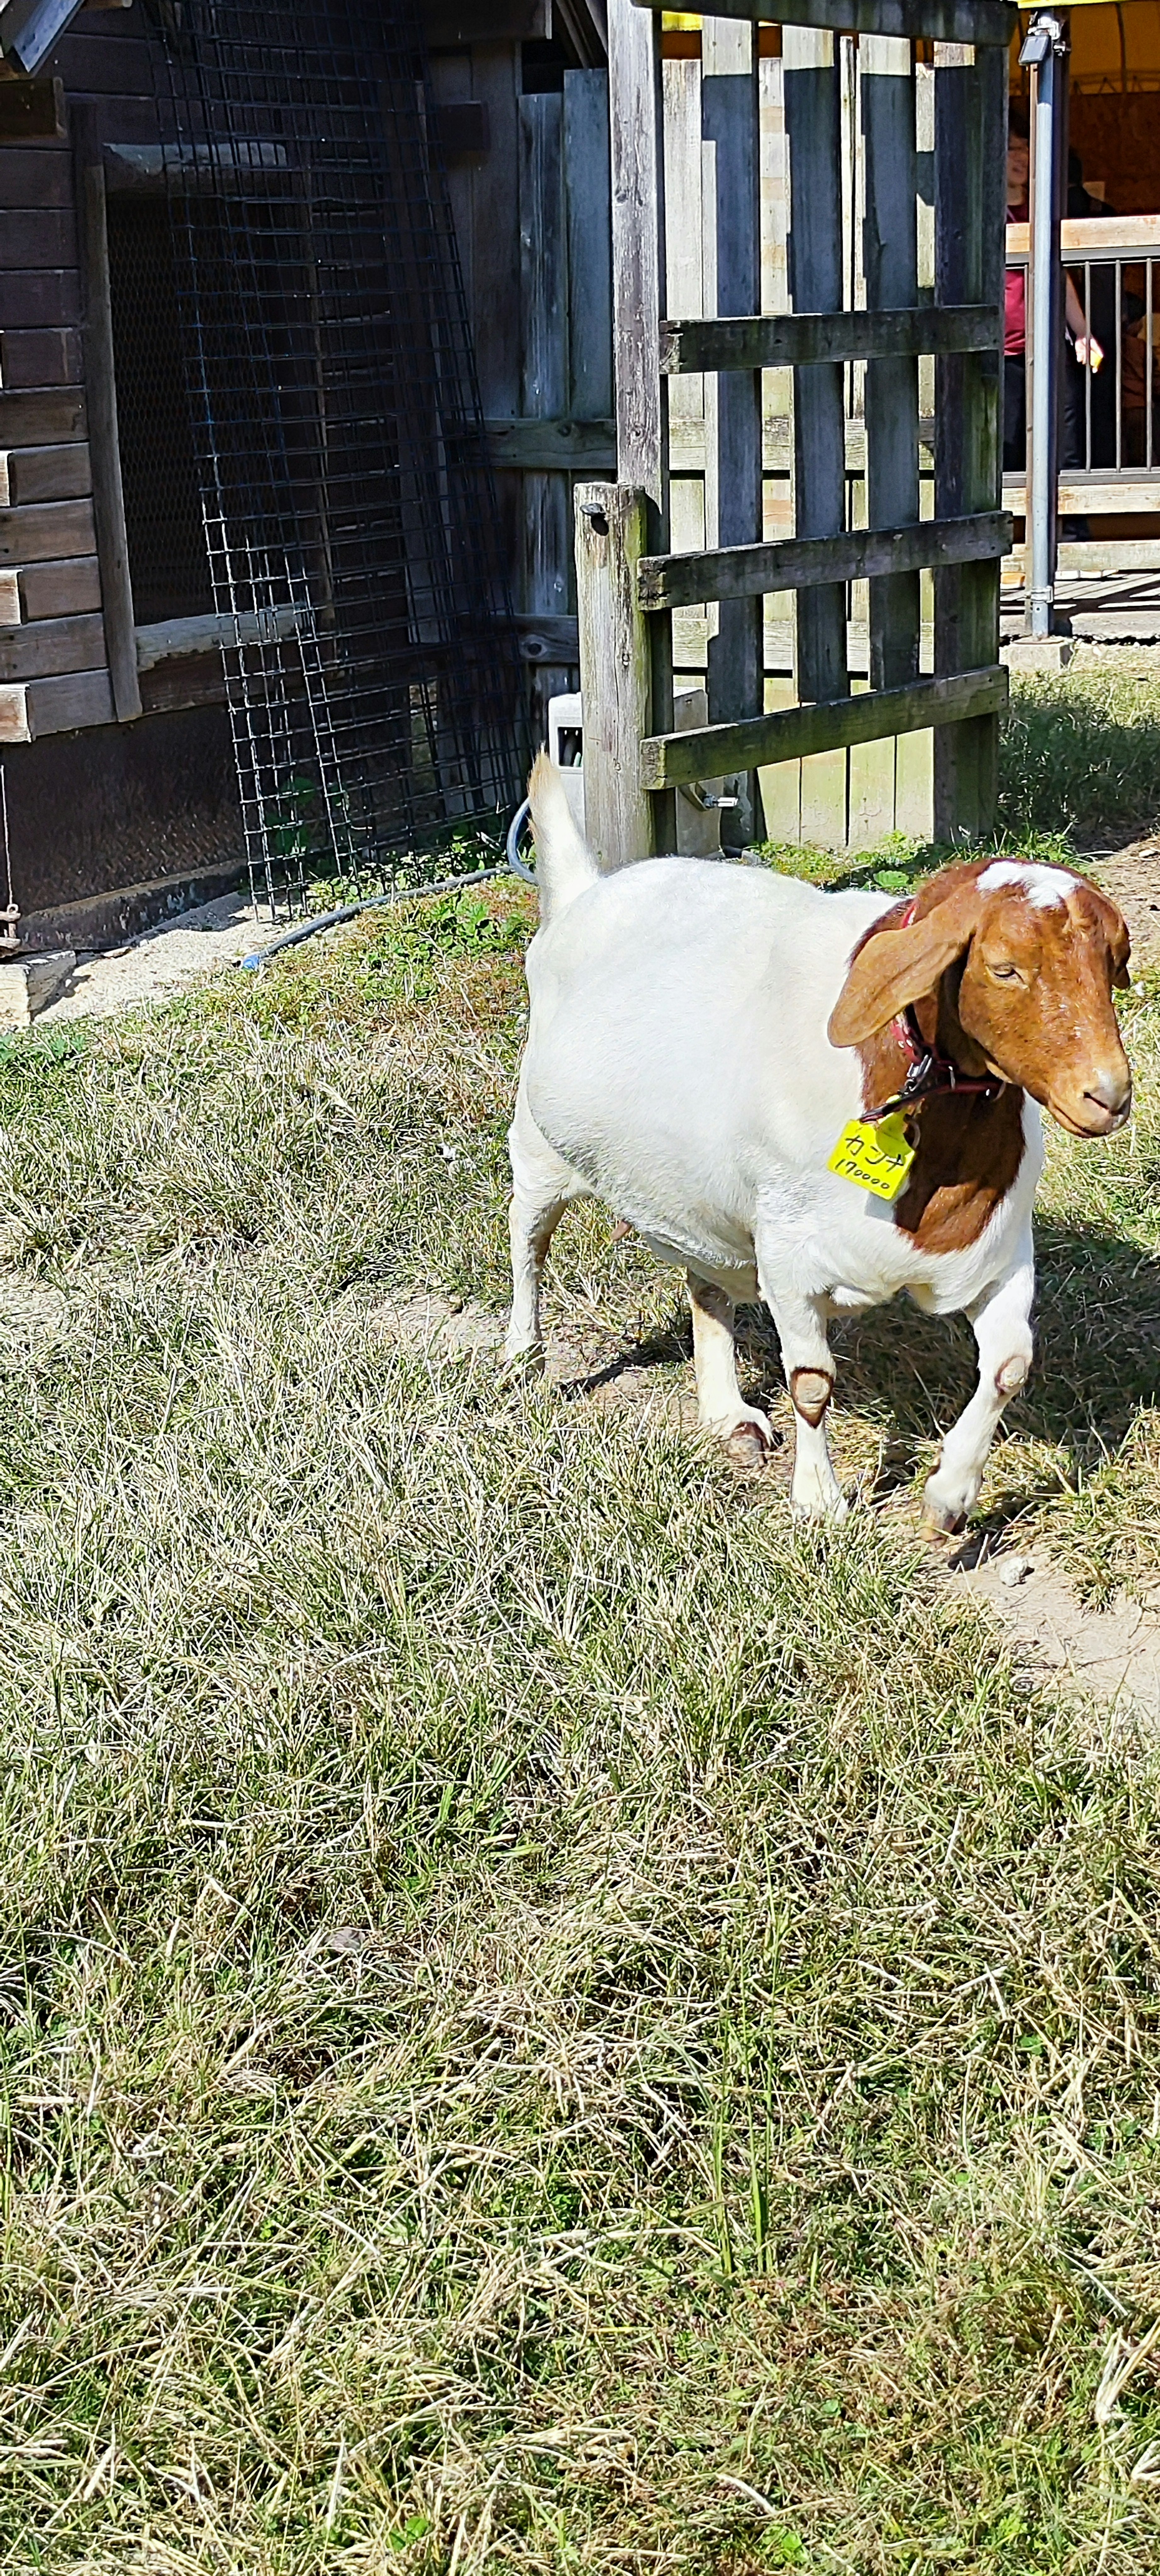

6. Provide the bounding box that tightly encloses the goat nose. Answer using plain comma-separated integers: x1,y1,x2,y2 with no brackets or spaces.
1084,1066,1132,1113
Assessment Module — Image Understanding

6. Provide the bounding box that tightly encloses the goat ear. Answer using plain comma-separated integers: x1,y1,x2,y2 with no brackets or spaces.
828,884,983,1049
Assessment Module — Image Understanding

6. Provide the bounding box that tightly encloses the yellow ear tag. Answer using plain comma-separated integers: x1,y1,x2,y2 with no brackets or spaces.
828,1110,916,1202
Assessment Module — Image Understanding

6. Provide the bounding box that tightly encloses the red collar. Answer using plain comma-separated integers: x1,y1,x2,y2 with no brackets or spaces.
875,897,1007,1118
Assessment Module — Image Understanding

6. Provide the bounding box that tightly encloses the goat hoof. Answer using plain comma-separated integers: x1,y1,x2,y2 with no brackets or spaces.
922,1491,967,1540
499,1342,545,1385
725,1418,774,1470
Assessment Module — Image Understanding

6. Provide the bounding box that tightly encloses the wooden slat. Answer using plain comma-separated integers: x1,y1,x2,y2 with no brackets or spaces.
518,88,571,727
701,16,762,786
641,664,1007,788
0,210,76,268
0,495,96,562
0,386,85,443
1005,477,1160,518
0,269,80,329
135,606,303,670
25,667,114,736
2,441,91,505
1006,215,1160,259
0,81,65,143
17,552,101,619
0,610,105,679
661,303,999,372
638,510,1011,608
933,42,1005,837
0,325,80,384
862,36,921,696
609,0,664,503
0,147,71,208
784,26,847,719
630,0,1018,48
77,149,139,721
563,70,613,420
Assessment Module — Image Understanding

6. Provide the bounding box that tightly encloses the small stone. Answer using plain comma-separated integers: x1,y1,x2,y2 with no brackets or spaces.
1000,1554,1035,1588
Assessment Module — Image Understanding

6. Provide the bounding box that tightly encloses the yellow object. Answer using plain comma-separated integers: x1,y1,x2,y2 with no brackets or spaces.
828,1112,916,1202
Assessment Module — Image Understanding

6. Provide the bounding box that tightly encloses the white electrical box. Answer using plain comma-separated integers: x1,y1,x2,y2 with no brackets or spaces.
546,687,735,858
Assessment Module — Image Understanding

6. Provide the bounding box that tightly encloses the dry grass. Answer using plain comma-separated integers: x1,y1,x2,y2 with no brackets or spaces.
0,884,1158,2571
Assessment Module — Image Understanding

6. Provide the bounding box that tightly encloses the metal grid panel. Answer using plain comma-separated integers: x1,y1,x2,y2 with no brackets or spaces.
148,0,523,913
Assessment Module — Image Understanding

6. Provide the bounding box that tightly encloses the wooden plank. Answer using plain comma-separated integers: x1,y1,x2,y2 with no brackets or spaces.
608,0,664,503
139,656,226,717
0,147,70,208
661,303,999,371
0,324,80,384
17,551,100,617
933,42,1004,838
2,440,90,504
0,209,76,268
0,268,80,330
1006,215,1160,259
784,26,847,714
513,609,581,660
0,385,84,442
0,686,28,740
575,482,654,865
641,663,1007,787
564,71,612,420
77,150,139,720
630,0,1018,48
0,609,104,678
518,88,570,736
702,16,762,789
862,36,920,697
0,494,94,560
1012,480,1160,519
639,510,1010,608
135,606,303,670
25,667,114,735
1054,541,1160,573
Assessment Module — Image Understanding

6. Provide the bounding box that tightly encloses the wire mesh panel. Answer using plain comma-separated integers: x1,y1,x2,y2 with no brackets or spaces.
145,0,523,914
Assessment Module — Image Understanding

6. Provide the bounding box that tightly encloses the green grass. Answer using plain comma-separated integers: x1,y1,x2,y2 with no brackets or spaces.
0,889,1159,2571
754,648,1160,899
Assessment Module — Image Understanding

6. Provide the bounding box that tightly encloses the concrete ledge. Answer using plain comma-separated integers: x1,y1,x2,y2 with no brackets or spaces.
19,859,248,959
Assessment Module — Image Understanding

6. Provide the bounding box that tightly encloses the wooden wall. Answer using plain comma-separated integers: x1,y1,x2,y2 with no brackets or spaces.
428,39,613,738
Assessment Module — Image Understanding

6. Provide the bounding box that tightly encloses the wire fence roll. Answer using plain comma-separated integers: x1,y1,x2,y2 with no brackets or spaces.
142,0,524,917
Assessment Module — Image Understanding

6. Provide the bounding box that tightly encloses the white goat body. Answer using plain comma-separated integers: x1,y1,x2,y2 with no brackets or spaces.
506,761,1042,1522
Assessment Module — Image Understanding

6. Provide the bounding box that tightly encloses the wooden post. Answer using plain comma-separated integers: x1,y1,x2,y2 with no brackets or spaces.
76,146,141,723
606,0,674,850
701,16,762,832
574,481,652,870
933,40,1005,838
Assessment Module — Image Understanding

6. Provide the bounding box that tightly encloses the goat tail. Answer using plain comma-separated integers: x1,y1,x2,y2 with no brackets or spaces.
527,750,599,924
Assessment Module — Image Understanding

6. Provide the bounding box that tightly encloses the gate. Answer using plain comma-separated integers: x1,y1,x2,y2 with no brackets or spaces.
576,0,1016,869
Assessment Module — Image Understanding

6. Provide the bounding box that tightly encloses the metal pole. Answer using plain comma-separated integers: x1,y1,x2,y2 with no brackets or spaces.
1022,12,1068,637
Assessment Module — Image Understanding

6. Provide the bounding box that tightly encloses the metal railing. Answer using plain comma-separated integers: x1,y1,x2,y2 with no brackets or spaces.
1006,214,1160,481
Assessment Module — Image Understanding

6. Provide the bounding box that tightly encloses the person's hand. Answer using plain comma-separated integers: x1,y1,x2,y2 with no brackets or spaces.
1074,334,1103,371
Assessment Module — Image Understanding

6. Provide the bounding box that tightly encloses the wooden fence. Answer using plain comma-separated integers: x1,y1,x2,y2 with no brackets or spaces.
572,1,1012,864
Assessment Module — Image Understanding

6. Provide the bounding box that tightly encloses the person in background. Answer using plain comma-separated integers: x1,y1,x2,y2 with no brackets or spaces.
1004,99,1102,486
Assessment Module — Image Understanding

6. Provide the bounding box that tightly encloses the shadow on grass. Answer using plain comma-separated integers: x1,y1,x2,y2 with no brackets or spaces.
565,1220,1160,1522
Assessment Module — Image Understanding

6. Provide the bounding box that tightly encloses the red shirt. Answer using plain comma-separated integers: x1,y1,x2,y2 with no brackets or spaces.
1005,202,1028,355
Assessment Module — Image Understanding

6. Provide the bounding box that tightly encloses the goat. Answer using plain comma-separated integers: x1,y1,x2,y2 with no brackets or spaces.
505,754,1132,1528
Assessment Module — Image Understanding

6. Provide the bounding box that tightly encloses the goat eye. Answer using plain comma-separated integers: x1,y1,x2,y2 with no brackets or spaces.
989,962,1021,983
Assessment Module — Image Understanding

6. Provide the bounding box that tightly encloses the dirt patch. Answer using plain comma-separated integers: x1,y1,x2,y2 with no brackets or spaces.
34,887,286,1024
1092,836,1160,966
951,1543,1160,1725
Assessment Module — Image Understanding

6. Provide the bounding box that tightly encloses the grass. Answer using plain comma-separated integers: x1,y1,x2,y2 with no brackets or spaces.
1,868,1159,2573
756,646,1160,900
